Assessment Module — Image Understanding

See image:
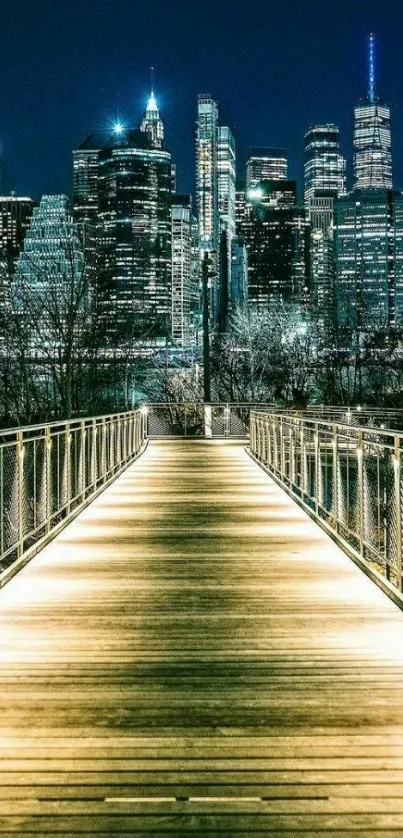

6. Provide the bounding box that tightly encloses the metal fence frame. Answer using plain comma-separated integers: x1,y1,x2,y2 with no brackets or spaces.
0,409,147,587
145,403,273,438
271,405,403,431
250,410,403,604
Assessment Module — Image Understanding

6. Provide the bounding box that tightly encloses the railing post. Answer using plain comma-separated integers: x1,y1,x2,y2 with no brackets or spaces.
65,423,71,516
267,418,271,464
332,424,338,532
0,448,3,559
101,418,107,481
80,420,86,503
224,405,230,438
204,404,212,438
45,425,52,533
357,430,364,557
265,417,269,466
280,416,285,479
17,431,24,556
290,421,295,486
91,419,97,488
314,423,319,514
300,420,306,500
394,435,402,592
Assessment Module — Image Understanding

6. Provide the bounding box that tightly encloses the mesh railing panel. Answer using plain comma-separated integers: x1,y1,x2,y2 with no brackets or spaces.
0,411,146,579
250,410,403,597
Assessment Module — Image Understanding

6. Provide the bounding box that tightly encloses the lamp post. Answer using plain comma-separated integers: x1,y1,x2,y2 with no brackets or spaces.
202,252,211,403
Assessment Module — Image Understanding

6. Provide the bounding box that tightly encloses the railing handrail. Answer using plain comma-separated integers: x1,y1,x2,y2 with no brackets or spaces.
144,401,274,407
0,403,275,438
251,409,403,440
0,409,145,440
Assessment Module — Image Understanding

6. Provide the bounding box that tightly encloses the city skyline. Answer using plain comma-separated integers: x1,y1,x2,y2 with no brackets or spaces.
1,0,403,199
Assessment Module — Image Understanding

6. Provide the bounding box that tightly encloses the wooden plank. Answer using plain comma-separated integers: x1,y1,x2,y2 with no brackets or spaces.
1,439,403,834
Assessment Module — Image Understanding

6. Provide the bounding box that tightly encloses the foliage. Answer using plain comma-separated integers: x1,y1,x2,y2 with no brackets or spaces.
211,303,318,406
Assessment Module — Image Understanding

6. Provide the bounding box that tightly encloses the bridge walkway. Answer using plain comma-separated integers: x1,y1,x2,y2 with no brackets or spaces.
1,440,403,835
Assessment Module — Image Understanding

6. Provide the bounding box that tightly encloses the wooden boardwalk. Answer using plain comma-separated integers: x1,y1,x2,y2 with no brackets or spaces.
2,440,403,835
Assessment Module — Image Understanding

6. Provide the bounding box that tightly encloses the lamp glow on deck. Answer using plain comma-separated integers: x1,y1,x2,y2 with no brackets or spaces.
113,121,125,135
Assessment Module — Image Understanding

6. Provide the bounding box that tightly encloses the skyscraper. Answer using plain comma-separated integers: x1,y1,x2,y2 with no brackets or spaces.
15,195,85,349
196,95,219,257
171,194,193,346
304,125,346,207
333,189,403,335
73,135,105,228
140,80,165,149
246,148,288,193
304,125,346,336
217,126,236,328
74,91,172,347
354,34,393,190
97,129,172,344
217,126,236,239
240,182,310,307
0,195,35,327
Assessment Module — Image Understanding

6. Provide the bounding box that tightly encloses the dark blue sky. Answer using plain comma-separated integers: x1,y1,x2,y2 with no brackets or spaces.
1,0,403,201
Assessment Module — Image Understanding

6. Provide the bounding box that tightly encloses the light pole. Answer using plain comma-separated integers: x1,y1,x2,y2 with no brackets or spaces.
202,252,211,403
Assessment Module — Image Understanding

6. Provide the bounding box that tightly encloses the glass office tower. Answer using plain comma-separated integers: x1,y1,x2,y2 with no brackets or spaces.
246,148,288,192
333,190,403,334
354,34,393,190
97,130,172,344
304,125,346,205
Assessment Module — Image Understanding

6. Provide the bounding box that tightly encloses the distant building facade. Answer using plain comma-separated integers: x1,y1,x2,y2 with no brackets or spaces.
15,195,85,349
239,180,310,307
0,195,35,324
304,124,346,336
333,189,403,335
246,148,288,192
171,194,193,346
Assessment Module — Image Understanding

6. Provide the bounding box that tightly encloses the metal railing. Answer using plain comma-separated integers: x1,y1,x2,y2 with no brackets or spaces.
250,410,403,599
0,409,147,584
145,403,273,438
276,406,403,431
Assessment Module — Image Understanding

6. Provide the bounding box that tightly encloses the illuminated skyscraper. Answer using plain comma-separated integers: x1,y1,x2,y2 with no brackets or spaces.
241,182,310,307
0,195,35,326
75,89,172,346
304,125,346,335
196,95,219,256
15,195,85,348
246,148,288,192
354,34,392,190
171,195,193,346
304,125,346,206
333,190,403,335
97,129,172,343
217,126,236,327
217,126,236,238
0,196,35,263
140,73,165,149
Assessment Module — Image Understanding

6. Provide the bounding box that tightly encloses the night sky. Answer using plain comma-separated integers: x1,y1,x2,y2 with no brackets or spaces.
2,0,403,201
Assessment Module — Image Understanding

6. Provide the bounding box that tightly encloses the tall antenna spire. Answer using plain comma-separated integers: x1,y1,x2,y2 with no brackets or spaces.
150,65,155,96
368,33,376,103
